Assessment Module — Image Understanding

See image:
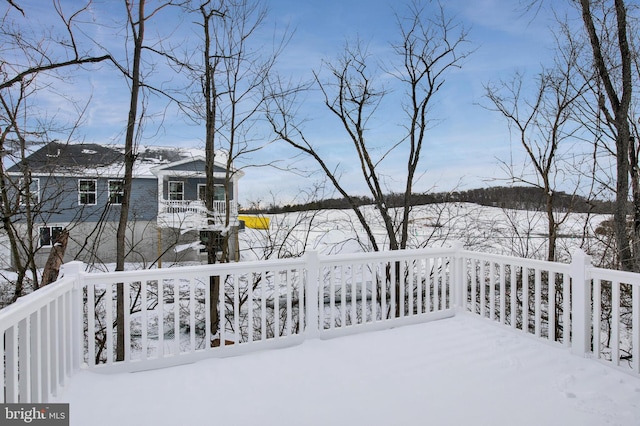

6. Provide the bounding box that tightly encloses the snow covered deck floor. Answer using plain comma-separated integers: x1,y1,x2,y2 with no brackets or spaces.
53,314,640,426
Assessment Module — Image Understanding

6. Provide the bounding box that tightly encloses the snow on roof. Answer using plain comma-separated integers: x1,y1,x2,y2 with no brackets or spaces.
7,141,232,178
52,315,639,426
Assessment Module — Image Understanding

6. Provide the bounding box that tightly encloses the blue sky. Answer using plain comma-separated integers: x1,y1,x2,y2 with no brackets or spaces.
240,0,563,204
17,0,573,205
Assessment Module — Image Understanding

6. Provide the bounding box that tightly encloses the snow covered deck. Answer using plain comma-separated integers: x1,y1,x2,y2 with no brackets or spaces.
3,245,640,426
52,314,639,426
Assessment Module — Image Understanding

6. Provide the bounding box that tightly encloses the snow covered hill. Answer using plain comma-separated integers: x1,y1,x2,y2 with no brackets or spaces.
239,202,611,264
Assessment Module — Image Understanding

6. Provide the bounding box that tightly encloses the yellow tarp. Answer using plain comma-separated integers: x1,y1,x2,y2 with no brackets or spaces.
239,215,270,230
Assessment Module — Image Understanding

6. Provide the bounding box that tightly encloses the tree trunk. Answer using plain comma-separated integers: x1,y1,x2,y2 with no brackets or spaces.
115,0,146,362
614,134,632,269
203,7,219,338
41,229,69,286
629,137,640,269
579,0,634,270
545,186,556,262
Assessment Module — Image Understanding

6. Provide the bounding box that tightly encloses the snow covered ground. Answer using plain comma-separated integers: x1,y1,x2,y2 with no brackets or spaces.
53,314,640,426
239,203,610,263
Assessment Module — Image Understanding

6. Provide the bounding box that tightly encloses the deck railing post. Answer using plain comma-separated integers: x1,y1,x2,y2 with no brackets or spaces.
449,241,465,311
570,249,591,357
61,261,86,370
305,250,320,339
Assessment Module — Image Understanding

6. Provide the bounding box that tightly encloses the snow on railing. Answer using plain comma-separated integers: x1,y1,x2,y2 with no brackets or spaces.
458,248,640,375
315,247,458,338
589,265,640,373
2,245,640,403
77,248,458,373
80,257,307,372
0,262,84,403
458,250,572,346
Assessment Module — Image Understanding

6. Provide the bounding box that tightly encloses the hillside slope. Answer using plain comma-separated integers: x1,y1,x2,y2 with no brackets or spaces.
239,202,610,264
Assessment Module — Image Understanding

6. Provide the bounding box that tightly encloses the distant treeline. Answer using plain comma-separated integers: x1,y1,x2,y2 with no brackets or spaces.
242,186,614,215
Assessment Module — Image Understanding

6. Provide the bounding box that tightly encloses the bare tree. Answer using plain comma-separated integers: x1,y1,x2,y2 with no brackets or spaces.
114,0,175,359
266,1,469,317
520,0,637,269
578,0,635,270
197,0,225,339
266,1,470,252
114,0,147,362
0,1,112,303
484,41,587,261
190,0,285,258
185,0,286,339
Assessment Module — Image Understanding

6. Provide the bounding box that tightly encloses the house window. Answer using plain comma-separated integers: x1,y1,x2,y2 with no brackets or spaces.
168,181,184,201
197,184,226,202
78,179,97,205
39,226,63,247
19,178,40,205
108,180,124,205
214,185,226,201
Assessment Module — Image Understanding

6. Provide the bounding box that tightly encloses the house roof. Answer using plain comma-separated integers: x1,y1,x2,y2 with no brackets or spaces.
7,141,238,178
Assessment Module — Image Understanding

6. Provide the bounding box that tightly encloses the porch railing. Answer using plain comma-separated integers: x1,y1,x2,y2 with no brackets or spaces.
2,245,639,404
159,200,237,216
157,200,239,229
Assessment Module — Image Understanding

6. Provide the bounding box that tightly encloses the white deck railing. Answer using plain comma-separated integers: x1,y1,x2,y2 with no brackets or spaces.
2,245,639,403
159,200,238,217
0,262,83,404
157,200,239,229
